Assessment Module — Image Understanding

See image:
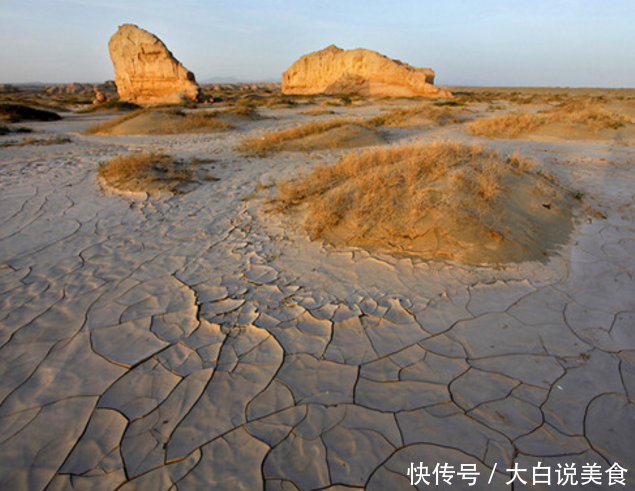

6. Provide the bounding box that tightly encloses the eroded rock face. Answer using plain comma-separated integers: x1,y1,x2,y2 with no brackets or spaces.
282,45,451,98
108,24,200,104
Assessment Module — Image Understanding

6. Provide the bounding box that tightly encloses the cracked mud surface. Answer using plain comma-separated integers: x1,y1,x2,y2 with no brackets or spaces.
0,105,634,490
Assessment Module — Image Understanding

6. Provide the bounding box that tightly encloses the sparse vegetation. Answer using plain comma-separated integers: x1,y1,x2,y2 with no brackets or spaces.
231,94,298,109
0,103,61,123
300,109,336,116
211,105,260,120
367,103,461,128
85,108,233,135
0,124,32,135
548,98,631,130
469,98,632,138
339,94,353,106
239,117,376,155
273,141,575,264
77,100,140,113
239,102,464,155
0,136,71,148
434,100,463,107
468,111,544,138
572,190,585,201
98,152,203,194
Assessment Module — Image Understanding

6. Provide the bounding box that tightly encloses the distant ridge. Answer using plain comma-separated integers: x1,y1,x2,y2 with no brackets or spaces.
200,76,280,84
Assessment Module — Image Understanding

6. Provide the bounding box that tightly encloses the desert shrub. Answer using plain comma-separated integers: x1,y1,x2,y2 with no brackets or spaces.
0,103,61,123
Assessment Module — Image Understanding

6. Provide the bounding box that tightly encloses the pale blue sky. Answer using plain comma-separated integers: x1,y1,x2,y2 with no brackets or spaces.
1,0,634,86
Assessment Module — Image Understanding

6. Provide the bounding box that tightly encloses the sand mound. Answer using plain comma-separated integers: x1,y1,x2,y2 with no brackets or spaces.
274,142,577,265
86,108,232,135
239,118,383,155
212,105,262,124
279,124,383,152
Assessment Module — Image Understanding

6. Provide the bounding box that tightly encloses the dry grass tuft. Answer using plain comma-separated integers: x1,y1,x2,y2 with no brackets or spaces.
468,111,544,138
273,142,575,265
367,103,460,128
86,108,233,135
238,117,374,155
548,98,631,130
469,98,631,138
98,152,201,194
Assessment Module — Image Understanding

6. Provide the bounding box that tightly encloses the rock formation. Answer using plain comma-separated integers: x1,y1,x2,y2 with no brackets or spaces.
282,45,451,98
108,24,200,104
92,87,107,105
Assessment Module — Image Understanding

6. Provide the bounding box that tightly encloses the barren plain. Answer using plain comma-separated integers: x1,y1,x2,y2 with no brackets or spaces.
1,85,634,490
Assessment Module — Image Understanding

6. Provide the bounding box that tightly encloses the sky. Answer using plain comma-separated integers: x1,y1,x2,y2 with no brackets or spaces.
1,0,634,87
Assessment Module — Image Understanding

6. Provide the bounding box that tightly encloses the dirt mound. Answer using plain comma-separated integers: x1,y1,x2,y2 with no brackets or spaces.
279,124,383,152
239,118,383,155
86,108,232,135
0,103,61,123
274,142,577,265
368,103,461,128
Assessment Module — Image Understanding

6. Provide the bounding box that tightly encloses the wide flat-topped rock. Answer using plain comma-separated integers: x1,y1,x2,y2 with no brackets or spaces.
108,23,200,104
282,45,451,98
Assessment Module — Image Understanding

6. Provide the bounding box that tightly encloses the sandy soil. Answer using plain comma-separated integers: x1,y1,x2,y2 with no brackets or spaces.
1,89,634,490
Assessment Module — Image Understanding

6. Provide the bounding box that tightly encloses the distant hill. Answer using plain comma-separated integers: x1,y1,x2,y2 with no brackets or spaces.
199,76,279,84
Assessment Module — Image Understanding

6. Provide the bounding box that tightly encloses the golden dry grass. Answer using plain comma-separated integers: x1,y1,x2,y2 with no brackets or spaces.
86,108,233,135
548,98,631,129
468,111,544,138
274,142,575,264
238,117,372,155
98,152,198,194
469,98,631,138
367,103,460,128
